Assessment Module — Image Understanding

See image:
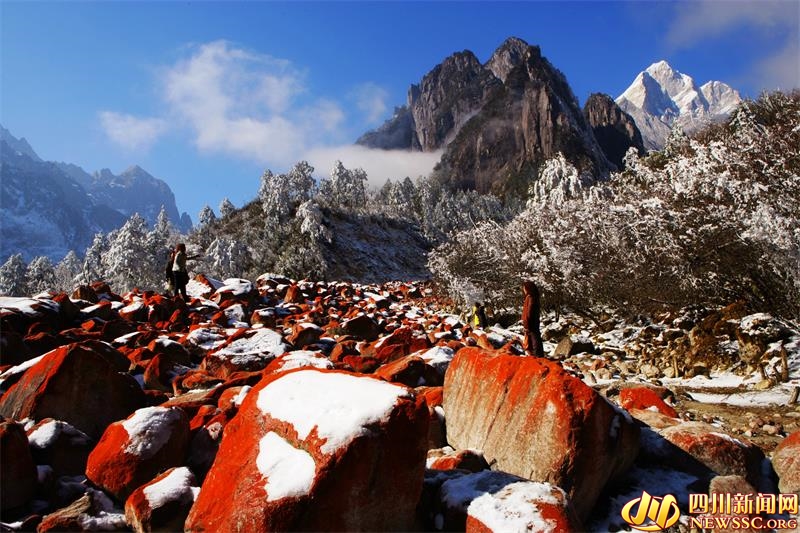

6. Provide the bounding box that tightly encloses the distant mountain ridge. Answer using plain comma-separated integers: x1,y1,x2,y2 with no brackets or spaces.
357,37,643,197
616,61,742,150
0,125,191,262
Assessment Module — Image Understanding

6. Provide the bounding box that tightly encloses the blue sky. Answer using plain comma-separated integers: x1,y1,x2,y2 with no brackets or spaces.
2,1,798,222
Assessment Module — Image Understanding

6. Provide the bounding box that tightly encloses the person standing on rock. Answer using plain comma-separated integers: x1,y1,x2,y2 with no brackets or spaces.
522,281,544,357
171,243,198,300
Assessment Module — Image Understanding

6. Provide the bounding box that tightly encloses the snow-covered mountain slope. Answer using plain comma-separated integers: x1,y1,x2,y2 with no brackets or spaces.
616,61,742,150
0,126,191,262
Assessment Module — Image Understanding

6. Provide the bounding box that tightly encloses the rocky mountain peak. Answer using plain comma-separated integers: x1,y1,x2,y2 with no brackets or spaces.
583,93,645,170
0,124,42,162
357,37,612,197
485,36,535,82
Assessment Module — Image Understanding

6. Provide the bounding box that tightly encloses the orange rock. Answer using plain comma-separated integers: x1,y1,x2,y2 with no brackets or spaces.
185,368,429,531
443,348,639,520
0,342,146,439
619,387,678,418
86,406,190,501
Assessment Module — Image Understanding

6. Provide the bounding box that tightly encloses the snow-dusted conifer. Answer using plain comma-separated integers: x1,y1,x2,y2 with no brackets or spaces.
55,251,82,292
219,198,235,219
26,256,56,294
0,254,29,296
82,233,108,284
198,205,217,227
104,213,150,292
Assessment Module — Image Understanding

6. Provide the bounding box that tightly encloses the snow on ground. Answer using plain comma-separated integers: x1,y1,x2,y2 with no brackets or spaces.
0,353,46,389
687,386,798,407
467,481,564,533
142,467,197,509
121,407,183,458
184,327,227,351
0,296,59,316
27,420,91,449
419,346,455,375
256,431,316,501
256,370,411,454
213,328,287,365
273,351,334,372
215,278,254,297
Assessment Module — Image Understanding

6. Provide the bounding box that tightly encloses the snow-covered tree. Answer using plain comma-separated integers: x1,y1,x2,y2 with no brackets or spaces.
26,256,56,294
198,205,217,227
82,233,109,284
203,237,251,279
0,254,28,296
104,213,151,292
219,197,236,219
54,251,82,292
323,161,368,210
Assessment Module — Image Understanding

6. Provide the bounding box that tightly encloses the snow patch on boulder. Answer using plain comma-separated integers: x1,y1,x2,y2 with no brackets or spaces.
256,370,411,454
256,431,316,501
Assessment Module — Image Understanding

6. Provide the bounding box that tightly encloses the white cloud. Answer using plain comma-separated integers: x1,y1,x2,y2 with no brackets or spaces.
306,145,442,187
350,82,390,124
160,40,319,166
99,111,168,151
665,1,799,90
754,36,800,90
666,1,795,47
101,40,440,184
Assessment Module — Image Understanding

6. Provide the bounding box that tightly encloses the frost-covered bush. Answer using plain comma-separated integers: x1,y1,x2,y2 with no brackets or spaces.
430,91,800,318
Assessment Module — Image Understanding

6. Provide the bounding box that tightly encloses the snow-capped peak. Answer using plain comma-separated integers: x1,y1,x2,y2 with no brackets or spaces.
616,61,742,150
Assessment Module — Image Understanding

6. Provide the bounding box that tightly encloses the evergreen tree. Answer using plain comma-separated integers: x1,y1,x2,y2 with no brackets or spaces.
83,233,109,284
27,256,56,294
219,197,236,219
104,213,150,292
0,254,29,296
55,251,82,292
198,205,217,227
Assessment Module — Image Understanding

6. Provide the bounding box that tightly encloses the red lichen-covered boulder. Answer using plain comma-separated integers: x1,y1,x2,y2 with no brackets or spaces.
374,354,426,387
147,337,191,366
619,387,678,418
125,467,199,533
26,418,95,477
262,350,333,376
0,341,146,439
659,422,765,487
143,353,189,394
187,411,232,481
428,448,490,473
202,328,288,378
283,284,305,304
286,322,323,348
417,386,446,449
771,430,800,494
340,314,380,342
443,348,639,520
185,368,429,531
0,418,37,511
86,406,190,501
